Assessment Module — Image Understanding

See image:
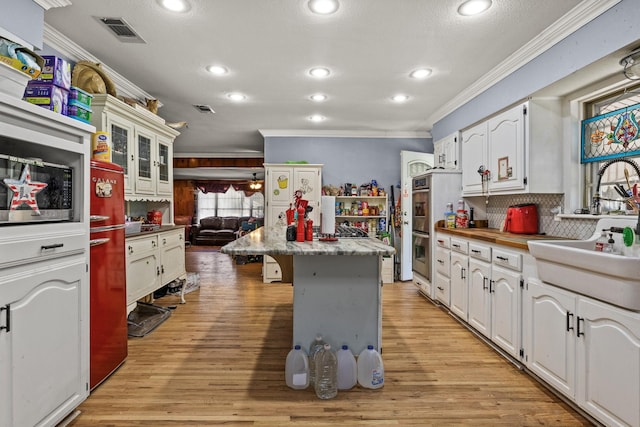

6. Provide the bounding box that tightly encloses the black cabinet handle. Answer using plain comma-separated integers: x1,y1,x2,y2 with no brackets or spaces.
156,267,160,276
489,279,495,293
437,286,444,291
577,316,585,337
482,277,488,290
471,249,481,254
0,304,10,333
41,243,63,250
128,245,134,254
437,259,444,264
496,256,509,261
461,267,466,280
453,244,460,248
566,311,574,332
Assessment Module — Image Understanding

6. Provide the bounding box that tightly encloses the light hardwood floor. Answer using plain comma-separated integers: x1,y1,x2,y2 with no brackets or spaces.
67,247,594,426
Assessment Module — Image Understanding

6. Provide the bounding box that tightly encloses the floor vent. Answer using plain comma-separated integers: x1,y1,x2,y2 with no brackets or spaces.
193,104,216,114
96,17,146,43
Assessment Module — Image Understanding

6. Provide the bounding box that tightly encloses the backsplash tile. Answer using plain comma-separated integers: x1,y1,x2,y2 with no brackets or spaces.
483,194,597,240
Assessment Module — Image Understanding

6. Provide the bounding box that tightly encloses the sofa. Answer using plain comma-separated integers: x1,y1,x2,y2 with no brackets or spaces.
192,216,263,246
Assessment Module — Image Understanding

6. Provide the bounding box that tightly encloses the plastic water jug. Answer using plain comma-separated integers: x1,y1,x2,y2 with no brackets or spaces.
314,343,337,399
308,334,326,386
336,345,357,390
285,345,309,390
357,345,384,389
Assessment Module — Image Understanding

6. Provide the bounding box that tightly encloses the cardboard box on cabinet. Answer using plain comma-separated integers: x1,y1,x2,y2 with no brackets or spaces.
34,55,71,89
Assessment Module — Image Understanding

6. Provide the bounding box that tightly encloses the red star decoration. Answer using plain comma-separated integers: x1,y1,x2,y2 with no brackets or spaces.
2,164,48,214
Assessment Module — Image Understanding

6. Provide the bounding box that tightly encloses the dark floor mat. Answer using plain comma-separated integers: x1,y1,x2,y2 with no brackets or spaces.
127,302,171,337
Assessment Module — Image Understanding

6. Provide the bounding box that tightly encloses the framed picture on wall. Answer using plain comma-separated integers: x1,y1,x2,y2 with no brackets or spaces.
498,156,509,180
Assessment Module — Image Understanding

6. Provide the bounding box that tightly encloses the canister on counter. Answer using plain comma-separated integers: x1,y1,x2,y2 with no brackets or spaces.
455,210,468,228
92,131,111,162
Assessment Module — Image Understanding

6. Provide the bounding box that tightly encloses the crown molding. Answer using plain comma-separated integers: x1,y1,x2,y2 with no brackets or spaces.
42,23,158,103
426,0,622,127
33,0,72,10
259,129,431,139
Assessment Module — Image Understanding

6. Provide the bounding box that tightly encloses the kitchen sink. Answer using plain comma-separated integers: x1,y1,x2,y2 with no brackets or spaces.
527,218,640,311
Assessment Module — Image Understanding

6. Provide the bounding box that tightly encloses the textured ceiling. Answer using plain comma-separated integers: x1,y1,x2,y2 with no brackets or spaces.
44,0,585,176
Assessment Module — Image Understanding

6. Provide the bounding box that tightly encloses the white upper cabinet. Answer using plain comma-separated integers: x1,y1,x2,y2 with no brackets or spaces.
461,99,563,196
434,132,460,170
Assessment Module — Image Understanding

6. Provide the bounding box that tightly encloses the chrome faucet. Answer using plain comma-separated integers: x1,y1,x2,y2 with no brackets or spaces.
592,158,640,215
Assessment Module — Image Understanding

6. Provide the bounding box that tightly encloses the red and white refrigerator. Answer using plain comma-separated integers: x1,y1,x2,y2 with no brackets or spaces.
89,160,127,390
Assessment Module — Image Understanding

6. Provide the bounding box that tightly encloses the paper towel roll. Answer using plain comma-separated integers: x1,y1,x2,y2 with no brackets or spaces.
321,196,336,235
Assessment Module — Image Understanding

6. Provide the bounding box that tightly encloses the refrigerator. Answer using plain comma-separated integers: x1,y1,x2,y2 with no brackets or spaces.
89,160,127,390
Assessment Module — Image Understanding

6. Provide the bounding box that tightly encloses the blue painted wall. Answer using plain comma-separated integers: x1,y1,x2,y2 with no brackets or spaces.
432,0,640,140
0,0,44,49
264,136,431,193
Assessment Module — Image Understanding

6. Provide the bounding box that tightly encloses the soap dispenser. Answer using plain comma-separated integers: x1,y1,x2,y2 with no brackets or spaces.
603,233,614,253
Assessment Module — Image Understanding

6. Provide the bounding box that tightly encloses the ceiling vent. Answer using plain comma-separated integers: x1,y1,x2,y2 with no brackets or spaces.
96,17,146,43
193,104,215,114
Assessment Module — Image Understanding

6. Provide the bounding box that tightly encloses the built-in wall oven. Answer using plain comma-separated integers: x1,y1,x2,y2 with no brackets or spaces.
411,174,430,279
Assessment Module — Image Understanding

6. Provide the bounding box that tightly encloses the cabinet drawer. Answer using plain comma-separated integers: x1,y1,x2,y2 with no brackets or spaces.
126,235,159,257
159,229,183,248
435,235,450,249
0,231,86,268
492,248,522,271
469,242,491,262
450,238,468,254
435,246,450,277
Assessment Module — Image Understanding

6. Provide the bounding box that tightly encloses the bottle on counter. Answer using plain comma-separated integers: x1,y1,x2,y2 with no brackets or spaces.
603,233,615,253
336,345,357,390
595,229,608,252
445,203,456,228
285,345,309,390
468,207,476,228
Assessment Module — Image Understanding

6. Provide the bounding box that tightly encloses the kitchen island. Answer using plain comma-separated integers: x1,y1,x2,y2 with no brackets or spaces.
221,226,395,354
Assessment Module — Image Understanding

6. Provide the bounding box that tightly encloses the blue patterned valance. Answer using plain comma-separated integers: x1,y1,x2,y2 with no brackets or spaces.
581,102,640,163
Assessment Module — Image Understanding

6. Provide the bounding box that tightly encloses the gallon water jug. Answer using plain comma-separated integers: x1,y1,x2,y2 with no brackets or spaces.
357,345,384,389
336,345,357,390
308,334,326,386
314,343,338,399
285,345,309,390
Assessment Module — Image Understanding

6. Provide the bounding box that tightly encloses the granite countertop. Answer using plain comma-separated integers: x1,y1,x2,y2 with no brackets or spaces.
435,226,571,251
221,226,396,256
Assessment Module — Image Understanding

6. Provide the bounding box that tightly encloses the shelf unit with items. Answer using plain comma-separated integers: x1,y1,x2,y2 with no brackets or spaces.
334,195,388,237
0,93,93,427
90,94,180,225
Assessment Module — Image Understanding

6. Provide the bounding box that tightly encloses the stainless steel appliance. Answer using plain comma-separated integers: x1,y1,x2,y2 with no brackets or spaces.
0,153,73,223
411,170,462,297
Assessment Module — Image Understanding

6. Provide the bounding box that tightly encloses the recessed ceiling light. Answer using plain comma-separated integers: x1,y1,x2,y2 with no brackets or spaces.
409,68,432,79
206,65,228,75
457,0,492,16
391,94,409,103
309,67,331,78
310,94,327,102
308,0,339,15
227,93,246,101
309,114,326,122
157,0,190,13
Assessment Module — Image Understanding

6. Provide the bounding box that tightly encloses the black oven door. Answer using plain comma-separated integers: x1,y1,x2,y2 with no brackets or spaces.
412,231,429,279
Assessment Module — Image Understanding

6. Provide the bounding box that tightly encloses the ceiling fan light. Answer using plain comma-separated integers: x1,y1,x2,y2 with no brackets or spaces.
458,0,492,16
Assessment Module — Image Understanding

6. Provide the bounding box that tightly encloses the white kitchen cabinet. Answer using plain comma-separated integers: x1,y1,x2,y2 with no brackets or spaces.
461,99,562,196
0,93,92,427
468,257,492,337
523,278,640,427
490,263,521,358
449,238,469,320
434,132,459,170
433,233,451,305
91,94,180,224
263,163,322,283
126,228,186,312
0,256,87,427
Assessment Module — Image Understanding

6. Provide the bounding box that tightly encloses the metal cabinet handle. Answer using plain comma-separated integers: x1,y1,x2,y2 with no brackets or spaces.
577,316,585,337
461,267,466,280
163,238,167,245
161,265,165,274
453,244,460,248
156,267,160,276
0,304,10,333
41,243,63,250
152,240,157,247
496,256,509,261
471,249,481,254
489,279,495,293
566,311,574,332
482,277,488,290
437,286,444,291
437,259,444,265
128,245,134,254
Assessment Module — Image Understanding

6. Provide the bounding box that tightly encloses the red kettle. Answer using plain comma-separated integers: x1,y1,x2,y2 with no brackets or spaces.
503,204,538,234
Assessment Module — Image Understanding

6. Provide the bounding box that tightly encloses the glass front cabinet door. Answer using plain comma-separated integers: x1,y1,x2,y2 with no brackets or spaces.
135,129,155,195
107,116,135,194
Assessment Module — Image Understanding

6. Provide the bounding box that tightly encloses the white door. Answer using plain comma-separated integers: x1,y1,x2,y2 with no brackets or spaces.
400,150,433,281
